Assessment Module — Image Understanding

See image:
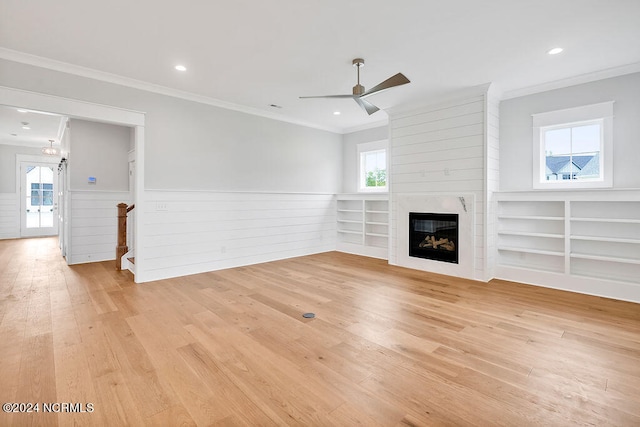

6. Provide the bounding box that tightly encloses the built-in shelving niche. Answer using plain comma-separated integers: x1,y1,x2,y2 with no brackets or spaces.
337,195,388,259
496,194,640,291
569,201,640,284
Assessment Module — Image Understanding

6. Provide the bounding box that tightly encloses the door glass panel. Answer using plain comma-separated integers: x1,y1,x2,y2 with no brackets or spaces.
25,165,55,228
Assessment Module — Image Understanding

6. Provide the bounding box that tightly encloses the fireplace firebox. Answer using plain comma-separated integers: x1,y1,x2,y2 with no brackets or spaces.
409,212,459,264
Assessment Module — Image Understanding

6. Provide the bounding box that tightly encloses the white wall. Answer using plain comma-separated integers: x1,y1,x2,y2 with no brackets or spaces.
69,119,130,191
341,126,388,193
0,144,43,192
500,72,640,191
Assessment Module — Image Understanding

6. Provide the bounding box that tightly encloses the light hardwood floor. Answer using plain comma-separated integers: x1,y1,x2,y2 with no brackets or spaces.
1,237,639,426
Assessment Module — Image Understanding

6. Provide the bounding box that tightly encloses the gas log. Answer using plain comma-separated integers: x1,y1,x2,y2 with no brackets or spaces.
418,235,456,251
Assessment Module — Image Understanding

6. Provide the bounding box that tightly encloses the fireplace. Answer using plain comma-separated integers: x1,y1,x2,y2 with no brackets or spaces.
409,212,459,264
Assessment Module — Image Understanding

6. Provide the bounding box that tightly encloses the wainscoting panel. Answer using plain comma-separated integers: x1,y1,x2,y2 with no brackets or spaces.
142,191,336,282
68,191,130,264
0,193,19,239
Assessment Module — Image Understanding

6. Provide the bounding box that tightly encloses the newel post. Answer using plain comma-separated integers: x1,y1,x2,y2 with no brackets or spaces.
116,202,128,270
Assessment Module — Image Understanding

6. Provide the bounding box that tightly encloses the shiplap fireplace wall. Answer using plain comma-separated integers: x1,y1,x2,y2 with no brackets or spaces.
388,84,499,281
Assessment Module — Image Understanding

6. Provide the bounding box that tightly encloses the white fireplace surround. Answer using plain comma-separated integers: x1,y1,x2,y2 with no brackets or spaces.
396,193,475,279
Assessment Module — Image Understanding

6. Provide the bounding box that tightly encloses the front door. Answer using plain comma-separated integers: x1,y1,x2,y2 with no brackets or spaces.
20,162,58,237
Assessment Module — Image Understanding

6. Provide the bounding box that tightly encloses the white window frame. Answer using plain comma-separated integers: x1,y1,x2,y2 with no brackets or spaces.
357,140,388,192
532,101,614,189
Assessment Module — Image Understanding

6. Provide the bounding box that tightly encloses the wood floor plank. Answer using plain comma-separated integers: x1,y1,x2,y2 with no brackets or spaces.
1,237,639,426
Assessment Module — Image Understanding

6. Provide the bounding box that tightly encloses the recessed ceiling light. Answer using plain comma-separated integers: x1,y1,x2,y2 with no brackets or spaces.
175,65,187,71
269,104,283,109
10,133,17,136
17,109,28,113
333,111,341,115
547,47,564,55
21,121,30,130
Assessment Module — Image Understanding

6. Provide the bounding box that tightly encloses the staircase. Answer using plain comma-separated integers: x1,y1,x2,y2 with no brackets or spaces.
116,202,135,275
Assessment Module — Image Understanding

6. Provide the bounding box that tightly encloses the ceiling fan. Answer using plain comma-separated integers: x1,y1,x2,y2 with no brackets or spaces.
300,58,410,115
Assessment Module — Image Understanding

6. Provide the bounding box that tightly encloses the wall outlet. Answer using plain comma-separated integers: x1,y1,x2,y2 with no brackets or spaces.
156,202,168,211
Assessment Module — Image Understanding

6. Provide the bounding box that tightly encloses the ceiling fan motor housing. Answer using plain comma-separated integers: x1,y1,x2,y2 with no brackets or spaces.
352,84,365,95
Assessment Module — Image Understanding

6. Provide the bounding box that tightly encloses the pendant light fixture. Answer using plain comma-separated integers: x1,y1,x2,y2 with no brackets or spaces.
42,139,60,156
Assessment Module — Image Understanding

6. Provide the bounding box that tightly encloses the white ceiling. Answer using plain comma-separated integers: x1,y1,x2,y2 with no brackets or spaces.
1,0,639,133
0,105,65,148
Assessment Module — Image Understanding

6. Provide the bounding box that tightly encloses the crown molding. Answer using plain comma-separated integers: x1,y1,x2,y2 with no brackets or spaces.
502,62,640,100
0,48,343,134
342,118,389,135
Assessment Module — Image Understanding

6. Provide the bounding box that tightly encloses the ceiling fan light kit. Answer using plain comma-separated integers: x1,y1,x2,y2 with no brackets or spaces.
300,58,410,115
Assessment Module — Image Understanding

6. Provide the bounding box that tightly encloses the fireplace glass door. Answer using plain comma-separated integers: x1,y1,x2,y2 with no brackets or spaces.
409,212,458,263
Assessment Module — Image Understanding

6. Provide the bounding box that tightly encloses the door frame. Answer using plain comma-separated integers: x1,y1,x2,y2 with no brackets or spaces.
1,85,146,282
17,155,60,237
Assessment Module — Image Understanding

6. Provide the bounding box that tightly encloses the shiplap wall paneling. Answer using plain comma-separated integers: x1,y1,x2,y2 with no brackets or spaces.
0,193,19,239
389,95,487,280
484,90,500,280
68,191,130,264
143,191,336,281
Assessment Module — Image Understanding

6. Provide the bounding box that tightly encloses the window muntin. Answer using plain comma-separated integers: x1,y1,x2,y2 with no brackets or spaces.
542,120,602,182
360,149,387,190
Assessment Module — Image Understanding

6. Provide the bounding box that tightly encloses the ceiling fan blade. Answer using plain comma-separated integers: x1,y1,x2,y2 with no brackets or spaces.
354,97,380,115
299,94,355,99
361,73,410,97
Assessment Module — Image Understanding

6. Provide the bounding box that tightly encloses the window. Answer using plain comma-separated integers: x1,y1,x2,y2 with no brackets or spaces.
532,102,613,189
357,140,388,192
30,183,53,206
543,121,602,182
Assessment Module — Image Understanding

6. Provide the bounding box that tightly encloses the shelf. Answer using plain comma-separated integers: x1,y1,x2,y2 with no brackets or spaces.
498,231,564,239
337,230,362,235
571,217,640,224
498,261,564,274
497,246,564,257
571,235,640,244
498,215,564,221
570,253,640,265
337,196,389,259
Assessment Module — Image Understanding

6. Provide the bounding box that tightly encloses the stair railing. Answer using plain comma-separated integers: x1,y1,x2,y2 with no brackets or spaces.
116,202,135,270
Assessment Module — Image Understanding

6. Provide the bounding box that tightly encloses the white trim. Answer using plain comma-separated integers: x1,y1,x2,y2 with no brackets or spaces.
17,156,59,237
133,126,144,282
342,119,389,135
0,48,342,134
56,116,69,142
532,102,614,190
357,140,388,193
0,86,145,126
502,62,640,100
